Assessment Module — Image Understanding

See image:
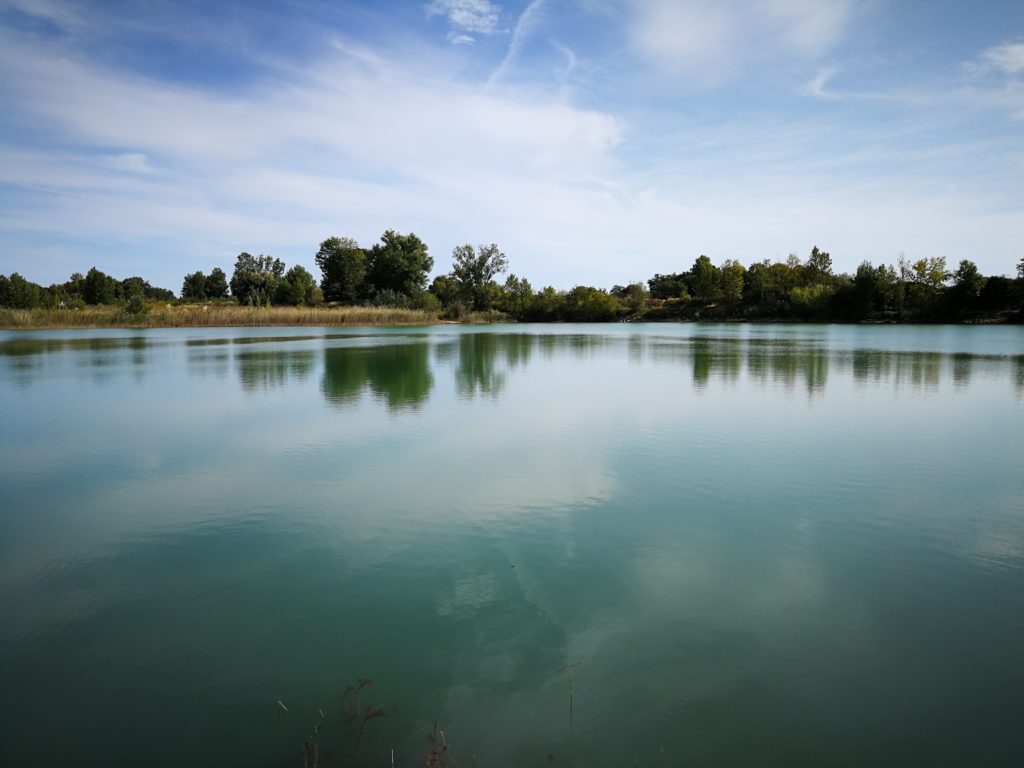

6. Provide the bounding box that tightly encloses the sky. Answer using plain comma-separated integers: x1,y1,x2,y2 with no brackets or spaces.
1,0,1023,292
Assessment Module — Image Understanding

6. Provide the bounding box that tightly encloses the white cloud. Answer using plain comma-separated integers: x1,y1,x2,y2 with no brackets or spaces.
762,0,853,56
628,0,856,78
802,67,838,98
488,0,547,87
426,0,502,42
980,42,1024,75
0,27,628,283
1,8,1022,288
0,0,86,30
106,152,155,174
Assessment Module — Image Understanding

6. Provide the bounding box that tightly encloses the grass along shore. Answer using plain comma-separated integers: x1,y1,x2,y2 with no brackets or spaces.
0,303,474,329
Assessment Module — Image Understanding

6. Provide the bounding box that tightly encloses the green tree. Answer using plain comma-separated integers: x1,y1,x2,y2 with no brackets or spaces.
953,259,984,299
230,252,285,306
145,284,175,301
529,286,564,321
205,267,229,299
275,265,317,306
719,259,745,302
562,286,621,321
451,243,509,310
647,272,688,300
4,273,43,309
852,260,881,316
690,255,721,299
366,230,433,299
744,260,776,305
498,273,533,318
906,256,948,316
82,267,118,305
182,271,208,300
788,283,834,318
429,274,463,313
121,276,148,300
1016,256,1023,281
806,246,833,283
620,282,649,311
64,272,85,302
315,236,366,303
911,257,949,290
120,292,149,319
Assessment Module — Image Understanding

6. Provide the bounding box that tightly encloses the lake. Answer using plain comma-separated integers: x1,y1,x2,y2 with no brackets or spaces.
1,323,1023,767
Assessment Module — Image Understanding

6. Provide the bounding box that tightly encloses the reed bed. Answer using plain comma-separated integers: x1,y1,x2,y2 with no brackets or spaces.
0,304,449,329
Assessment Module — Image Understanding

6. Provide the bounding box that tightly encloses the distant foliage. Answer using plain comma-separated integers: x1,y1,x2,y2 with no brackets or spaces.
230,252,285,306
206,268,229,299
365,230,433,302
83,267,119,305
0,268,173,311
316,236,366,303
450,243,508,310
182,270,208,300
6,240,1023,324
274,265,317,306
648,272,688,300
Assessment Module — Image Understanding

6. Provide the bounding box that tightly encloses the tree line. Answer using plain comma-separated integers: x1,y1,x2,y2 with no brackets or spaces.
3,233,1023,323
0,268,174,315
639,250,1024,323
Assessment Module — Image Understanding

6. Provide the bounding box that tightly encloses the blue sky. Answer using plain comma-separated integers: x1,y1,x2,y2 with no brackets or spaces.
1,0,1022,291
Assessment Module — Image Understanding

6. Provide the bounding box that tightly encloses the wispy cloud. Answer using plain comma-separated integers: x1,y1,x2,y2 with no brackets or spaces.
0,22,627,284
802,40,1024,122
802,68,838,98
1,0,1022,286
979,41,1024,75
628,0,857,79
488,0,547,87
426,0,502,44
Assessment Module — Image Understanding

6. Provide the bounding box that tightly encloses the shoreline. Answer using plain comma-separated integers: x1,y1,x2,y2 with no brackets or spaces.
0,305,447,330
1,304,1020,331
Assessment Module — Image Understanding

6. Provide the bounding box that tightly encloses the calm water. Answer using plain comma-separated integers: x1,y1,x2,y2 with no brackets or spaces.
1,323,1023,767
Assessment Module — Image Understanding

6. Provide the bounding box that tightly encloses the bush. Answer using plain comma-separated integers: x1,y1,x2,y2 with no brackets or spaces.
370,289,408,308
119,293,149,320
411,291,441,313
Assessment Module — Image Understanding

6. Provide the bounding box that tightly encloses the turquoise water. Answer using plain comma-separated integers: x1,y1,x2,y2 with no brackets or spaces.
1,323,1023,767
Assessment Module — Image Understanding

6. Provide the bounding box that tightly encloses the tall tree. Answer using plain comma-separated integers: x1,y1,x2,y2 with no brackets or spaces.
205,267,229,299
82,267,118,305
499,274,534,318
806,246,833,282
182,271,207,300
719,259,745,302
691,255,721,299
315,236,366,303
121,276,148,299
429,274,462,309
230,252,285,306
275,265,317,306
451,243,509,310
911,257,949,290
2,273,42,309
64,273,85,302
953,259,984,299
366,230,433,299
648,272,688,299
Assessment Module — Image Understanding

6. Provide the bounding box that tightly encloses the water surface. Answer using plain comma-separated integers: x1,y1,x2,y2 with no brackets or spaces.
1,323,1023,767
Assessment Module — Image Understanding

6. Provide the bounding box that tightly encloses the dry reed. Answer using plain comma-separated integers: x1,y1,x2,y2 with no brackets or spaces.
0,304,447,330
